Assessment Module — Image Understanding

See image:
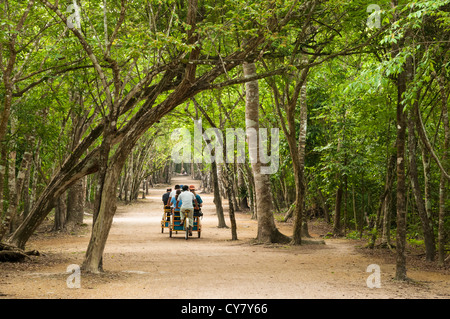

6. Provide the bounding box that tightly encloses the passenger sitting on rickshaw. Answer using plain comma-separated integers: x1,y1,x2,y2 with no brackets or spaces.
189,185,203,217
162,188,171,207
171,189,182,216
167,185,180,209
178,185,199,236
162,188,172,221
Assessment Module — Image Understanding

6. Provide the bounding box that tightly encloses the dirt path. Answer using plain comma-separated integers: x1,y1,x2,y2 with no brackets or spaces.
1,175,449,299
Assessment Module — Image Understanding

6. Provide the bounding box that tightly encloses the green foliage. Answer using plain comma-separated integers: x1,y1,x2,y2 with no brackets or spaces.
0,0,448,257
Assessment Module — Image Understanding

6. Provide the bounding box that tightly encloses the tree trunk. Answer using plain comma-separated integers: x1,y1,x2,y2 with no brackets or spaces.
83,0,202,272
352,184,358,231
53,193,67,232
223,163,238,240
438,63,449,266
318,189,330,223
381,187,393,247
82,162,120,273
369,154,396,248
333,186,343,236
0,148,16,240
21,146,34,219
421,147,432,226
7,145,100,249
244,61,289,244
268,57,310,244
394,56,410,281
65,177,86,231
237,164,249,210
211,160,227,228
291,68,308,244
245,162,256,219
407,111,435,261
4,134,34,233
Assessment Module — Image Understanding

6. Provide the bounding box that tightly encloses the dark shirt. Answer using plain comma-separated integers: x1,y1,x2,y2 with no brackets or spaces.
193,194,202,210
162,192,170,206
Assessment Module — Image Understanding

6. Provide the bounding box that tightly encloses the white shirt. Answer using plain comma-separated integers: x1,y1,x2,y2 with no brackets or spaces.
178,191,195,209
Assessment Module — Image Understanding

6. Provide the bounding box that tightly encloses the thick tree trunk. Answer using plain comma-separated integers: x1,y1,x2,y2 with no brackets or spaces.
268,58,310,244
82,162,120,273
244,61,289,244
391,1,411,279
407,111,435,261
65,177,86,231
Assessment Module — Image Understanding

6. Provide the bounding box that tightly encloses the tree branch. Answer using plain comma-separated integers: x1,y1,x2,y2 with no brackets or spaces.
415,101,450,180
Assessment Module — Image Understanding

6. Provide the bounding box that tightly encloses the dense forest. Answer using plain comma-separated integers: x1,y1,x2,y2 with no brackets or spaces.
0,0,448,281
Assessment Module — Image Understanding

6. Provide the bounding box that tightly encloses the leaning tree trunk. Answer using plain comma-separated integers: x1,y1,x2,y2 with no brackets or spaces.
82,0,202,270
7,145,101,249
244,61,289,244
82,158,121,273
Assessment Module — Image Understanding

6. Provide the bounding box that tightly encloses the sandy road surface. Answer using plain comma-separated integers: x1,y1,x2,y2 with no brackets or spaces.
0,176,449,299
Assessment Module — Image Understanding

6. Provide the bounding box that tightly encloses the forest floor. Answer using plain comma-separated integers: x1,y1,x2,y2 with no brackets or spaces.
0,175,449,299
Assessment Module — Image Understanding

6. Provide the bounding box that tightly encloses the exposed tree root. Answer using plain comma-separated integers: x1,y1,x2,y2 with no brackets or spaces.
0,242,40,263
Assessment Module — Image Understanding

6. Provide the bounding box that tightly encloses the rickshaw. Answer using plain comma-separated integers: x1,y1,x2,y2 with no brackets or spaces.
169,209,202,240
161,206,172,233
